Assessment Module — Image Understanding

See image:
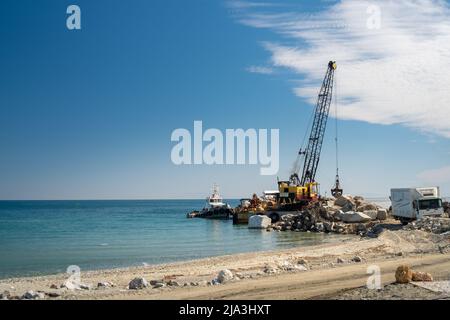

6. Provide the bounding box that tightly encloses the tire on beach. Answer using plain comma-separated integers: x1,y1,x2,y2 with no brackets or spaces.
268,212,280,223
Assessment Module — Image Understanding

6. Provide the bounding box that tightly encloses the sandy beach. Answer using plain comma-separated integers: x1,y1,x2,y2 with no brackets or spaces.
2,224,450,300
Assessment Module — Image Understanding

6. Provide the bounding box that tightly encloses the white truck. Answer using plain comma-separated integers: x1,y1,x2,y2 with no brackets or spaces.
390,187,444,224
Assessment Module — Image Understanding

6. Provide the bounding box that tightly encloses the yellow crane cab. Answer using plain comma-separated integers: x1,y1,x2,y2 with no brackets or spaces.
277,181,320,204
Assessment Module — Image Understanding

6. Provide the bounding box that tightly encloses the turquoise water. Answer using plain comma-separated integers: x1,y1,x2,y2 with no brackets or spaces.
0,200,350,279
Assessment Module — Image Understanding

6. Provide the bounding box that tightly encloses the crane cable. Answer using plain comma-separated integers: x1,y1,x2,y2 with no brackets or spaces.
334,71,340,179
292,91,316,175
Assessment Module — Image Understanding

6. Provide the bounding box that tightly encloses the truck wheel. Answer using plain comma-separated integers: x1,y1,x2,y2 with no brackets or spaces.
399,217,410,226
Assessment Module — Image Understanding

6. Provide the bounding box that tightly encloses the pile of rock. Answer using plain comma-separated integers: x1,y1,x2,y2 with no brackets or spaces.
326,195,388,221
21,290,46,300
128,277,149,290
265,196,388,235
443,202,450,217
404,217,450,234
127,276,211,290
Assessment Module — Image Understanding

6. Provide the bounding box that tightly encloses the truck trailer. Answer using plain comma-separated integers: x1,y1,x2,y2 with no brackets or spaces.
390,187,444,224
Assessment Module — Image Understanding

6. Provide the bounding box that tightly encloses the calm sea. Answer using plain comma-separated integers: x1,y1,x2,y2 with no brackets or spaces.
0,199,390,279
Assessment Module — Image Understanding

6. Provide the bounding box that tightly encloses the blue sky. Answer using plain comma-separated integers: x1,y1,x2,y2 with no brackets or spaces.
0,0,449,200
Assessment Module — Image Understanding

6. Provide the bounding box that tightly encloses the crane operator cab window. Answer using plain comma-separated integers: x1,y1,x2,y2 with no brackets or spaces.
310,183,319,197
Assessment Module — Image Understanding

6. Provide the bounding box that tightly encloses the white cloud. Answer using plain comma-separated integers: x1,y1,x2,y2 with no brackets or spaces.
418,165,450,184
246,65,275,74
233,0,450,138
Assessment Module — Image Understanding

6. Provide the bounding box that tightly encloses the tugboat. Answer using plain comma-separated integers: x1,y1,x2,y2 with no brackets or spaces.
187,185,233,220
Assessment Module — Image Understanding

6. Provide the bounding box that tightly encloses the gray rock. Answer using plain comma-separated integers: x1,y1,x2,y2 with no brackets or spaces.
404,217,450,234
352,256,363,263
235,272,244,279
315,222,325,232
79,284,91,290
61,280,80,290
47,292,61,298
341,203,355,213
248,215,272,229
338,211,372,223
295,264,308,271
279,261,295,271
50,284,59,289
167,280,180,287
196,280,208,286
128,277,149,290
323,222,333,233
0,291,10,300
153,282,166,289
337,257,345,263
333,223,347,234
21,290,45,300
97,282,112,288
357,203,378,212
363,210,378,220
217,269,234,283
150,279,163,286
377,209,388,220
357,223,368,234
334,195,355,207
263,264,278,274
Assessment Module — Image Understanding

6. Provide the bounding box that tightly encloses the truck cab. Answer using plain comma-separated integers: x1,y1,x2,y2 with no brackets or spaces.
414,198,443,219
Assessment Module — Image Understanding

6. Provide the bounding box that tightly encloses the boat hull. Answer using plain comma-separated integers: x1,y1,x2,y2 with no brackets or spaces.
189,207,233,220
233,211,265,224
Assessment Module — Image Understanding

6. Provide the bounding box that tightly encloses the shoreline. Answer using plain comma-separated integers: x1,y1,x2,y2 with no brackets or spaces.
0,233,356,282
2,227,449,300
0,234,357,282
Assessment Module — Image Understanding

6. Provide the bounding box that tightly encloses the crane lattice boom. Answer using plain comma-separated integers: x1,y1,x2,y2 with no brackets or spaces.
291,61,336,186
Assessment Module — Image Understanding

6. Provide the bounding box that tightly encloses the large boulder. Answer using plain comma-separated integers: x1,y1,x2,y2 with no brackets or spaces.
377,209,388,220
357,203,378,212
128,277,149,290
21,290,45,300
338,211,372,223
217,269,234,283
0,291,10,300
334,195,355,210
363,210,378,220
395,265,413,284
248,215,272,229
